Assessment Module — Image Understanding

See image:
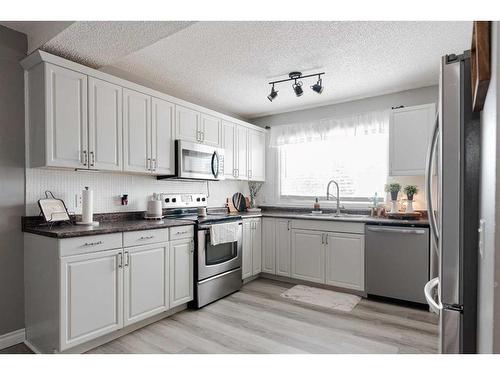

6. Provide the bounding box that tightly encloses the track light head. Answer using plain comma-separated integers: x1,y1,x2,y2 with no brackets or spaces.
267,85,278,102
293,80,304,97
311,77,323,94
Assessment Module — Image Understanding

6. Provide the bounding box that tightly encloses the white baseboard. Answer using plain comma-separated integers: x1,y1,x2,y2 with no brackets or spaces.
0,328,26,350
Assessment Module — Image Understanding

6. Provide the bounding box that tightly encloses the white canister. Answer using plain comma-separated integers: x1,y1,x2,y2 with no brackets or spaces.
197,207,207,217
147,199,163,218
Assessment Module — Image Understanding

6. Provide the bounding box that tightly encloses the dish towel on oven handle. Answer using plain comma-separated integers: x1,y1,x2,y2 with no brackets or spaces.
210,222,240,246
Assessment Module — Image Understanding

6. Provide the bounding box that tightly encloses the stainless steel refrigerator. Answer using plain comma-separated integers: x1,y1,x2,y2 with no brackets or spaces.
424,51,480,354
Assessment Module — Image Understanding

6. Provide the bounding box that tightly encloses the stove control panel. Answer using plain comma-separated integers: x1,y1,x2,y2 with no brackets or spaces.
158,193,207,208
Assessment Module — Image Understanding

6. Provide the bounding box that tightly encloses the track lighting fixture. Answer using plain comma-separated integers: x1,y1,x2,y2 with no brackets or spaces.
267,71,324,101
267,84,278,101
311,77,323,94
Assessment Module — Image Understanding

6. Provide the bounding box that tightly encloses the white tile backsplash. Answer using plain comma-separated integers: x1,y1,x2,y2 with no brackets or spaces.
25,168,250,216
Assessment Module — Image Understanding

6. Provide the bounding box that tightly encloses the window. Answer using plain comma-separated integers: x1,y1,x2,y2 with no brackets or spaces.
273,110,389,204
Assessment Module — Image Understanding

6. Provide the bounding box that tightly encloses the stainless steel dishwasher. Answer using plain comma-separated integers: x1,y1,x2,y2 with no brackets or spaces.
366,225,429,304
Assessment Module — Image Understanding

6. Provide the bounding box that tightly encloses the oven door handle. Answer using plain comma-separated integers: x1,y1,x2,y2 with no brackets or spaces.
211,150,220,179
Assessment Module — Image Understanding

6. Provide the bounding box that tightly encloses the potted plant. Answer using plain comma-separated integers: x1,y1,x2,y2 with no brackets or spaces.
248,181,264,212
385,183,401,213
404,185,418,213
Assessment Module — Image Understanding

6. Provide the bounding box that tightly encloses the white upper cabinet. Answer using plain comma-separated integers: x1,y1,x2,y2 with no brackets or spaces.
236,126,249,179
222,120,249,180
200,113,222,147
248,129,266,181
88,77,122,171
24,53,266,176
222,121,236,179
325,233,364,291
44,63,88,169
151,98,175,175
123,243,169,326
175,105,200,143
123,88,151,173
389,103,436,176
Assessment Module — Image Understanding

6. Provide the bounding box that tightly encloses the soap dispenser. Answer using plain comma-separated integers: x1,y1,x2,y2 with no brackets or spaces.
314,197,321,211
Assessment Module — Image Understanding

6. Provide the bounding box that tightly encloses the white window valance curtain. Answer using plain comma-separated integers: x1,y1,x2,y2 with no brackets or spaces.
268,109,390,147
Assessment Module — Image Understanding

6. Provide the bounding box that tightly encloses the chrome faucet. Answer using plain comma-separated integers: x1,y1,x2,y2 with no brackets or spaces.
326,179,342,216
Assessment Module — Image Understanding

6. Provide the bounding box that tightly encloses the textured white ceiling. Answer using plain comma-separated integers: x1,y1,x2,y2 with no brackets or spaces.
108,21,472,118
2,21,472,119
42,21,196,68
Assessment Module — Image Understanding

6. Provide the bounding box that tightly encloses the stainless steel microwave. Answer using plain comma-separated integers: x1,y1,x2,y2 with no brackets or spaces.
171,140,225,181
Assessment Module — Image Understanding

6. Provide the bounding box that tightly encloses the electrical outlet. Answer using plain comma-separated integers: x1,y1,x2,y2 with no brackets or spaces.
75,193,82,208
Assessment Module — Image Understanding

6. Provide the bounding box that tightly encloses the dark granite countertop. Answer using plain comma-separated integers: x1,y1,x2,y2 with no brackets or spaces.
22,212,195,239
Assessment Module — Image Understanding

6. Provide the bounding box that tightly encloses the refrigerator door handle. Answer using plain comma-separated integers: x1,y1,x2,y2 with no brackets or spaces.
425,113,440,249
424,277,442,314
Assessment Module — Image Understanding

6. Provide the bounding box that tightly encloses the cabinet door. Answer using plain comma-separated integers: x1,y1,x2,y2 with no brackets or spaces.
200,114,221,147
123,88,151,173
252,219,262,275
175,105,200,143
389,103,435,176
222,121,236,179
60,248,123,350
276,219,291,277
242,219,253,279
88,77,122,171
248,130,266,181
291,229,325,283
151,98,175,175
123,243,169,326
169,238,194,308
325,233,365,291
236,126,249,179
262,218,276,274
45,63,88,169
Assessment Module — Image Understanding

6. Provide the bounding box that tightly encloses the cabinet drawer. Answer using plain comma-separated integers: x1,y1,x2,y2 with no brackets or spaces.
59,233,123,257
169,225,194,240
123,229,169,248
291,219,365,234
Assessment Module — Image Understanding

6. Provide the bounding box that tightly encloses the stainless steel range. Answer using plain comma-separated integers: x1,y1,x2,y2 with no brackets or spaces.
159,193,243,308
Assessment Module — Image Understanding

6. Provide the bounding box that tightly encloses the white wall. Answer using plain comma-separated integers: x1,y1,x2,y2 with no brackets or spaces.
25,168,249,216
253,86,437,208
477,21,500,354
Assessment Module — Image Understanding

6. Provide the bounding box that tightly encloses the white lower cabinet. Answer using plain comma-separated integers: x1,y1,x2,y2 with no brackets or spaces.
124,243,169,326
60,248,123,351
242,218,262,279
262,218,276,274
276,219,291,277
325,233,365,291
291,229,325,283
169,238,194,307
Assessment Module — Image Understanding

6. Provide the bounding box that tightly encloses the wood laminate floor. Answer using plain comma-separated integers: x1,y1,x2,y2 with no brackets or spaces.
1,278,439,354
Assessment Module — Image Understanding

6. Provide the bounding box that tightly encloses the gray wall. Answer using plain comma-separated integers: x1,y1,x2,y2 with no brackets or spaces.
251,85,438,127
477,21,500,353
0,25,26,336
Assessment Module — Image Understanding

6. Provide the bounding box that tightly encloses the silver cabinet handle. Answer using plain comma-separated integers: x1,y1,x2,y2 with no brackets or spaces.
82,150,88,166
175,231,188,235
287,221,291,231
233,169,237,178
325,234,328,245
124,251,129,267
190,240,194,253
248,169,252,179
146,158,151,171
321,233,324,245
201,131,205,142
83,240,103,247
151,158,157,171
139,235,154,240
90,151,95,167
118,252,123,268
367,227,426,235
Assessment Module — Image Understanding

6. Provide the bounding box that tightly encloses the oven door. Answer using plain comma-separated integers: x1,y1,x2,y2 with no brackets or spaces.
197,223,242,280
176,140,225,180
